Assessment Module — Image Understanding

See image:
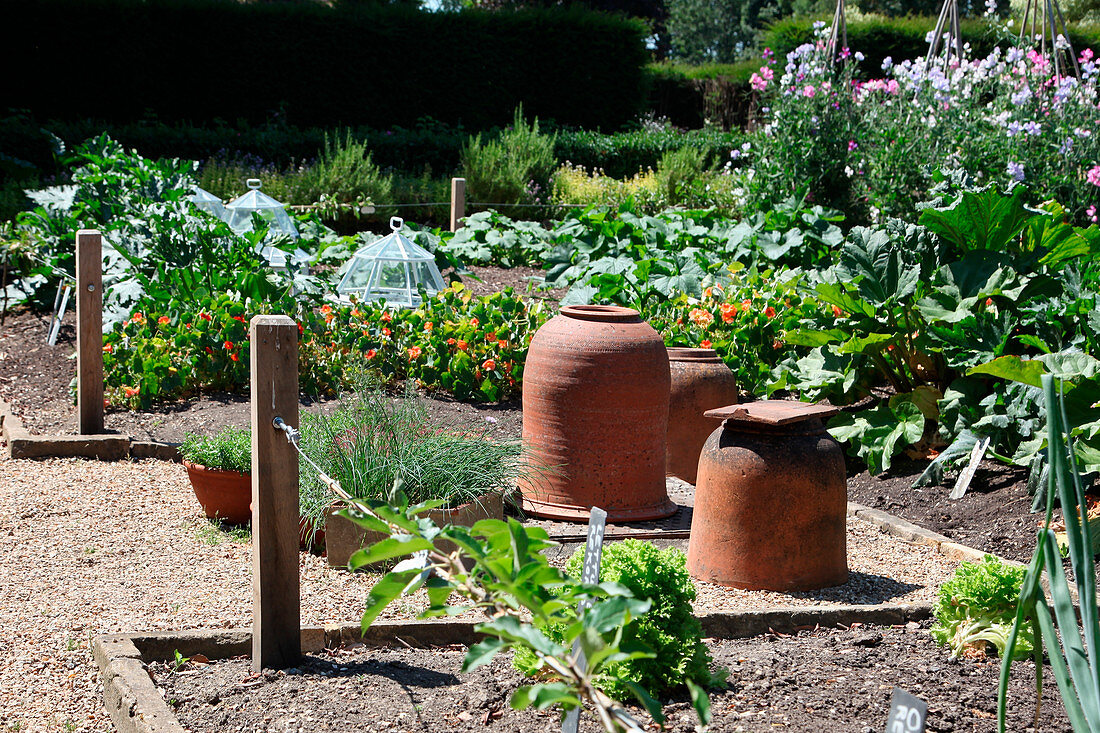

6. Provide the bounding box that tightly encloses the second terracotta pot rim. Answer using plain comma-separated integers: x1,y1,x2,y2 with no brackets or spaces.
560,304,640,323
667,347,722,362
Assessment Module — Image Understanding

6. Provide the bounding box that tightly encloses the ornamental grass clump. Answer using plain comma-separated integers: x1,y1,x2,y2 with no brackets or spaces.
179,426,251,473
931,554,1033,660
515,538,723,700
297,382,526,527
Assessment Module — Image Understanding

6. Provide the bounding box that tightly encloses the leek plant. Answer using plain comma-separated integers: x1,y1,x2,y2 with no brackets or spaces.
998,374,1100,731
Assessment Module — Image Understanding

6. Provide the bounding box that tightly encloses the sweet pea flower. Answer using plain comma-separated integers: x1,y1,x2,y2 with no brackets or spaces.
1007,161,1026,181
802,85,816,98
1087,165,1100,187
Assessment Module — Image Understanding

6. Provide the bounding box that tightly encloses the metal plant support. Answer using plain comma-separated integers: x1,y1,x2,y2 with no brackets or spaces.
1019,0,1080,78
824,0,848,64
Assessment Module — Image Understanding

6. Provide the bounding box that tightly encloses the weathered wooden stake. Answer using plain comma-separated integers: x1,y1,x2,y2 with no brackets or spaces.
250,315,301,671
450,177,466,232
76,229,103,434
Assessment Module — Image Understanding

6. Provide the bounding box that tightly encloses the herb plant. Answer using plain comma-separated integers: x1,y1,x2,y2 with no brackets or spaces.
344,485,712,732
931,554,1033,660
179,426,251,473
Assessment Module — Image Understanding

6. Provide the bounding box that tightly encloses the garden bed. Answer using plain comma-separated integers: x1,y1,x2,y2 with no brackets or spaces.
148,620,1071,733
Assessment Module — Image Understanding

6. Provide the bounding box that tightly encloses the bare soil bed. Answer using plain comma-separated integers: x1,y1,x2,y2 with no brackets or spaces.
154,620,1070,733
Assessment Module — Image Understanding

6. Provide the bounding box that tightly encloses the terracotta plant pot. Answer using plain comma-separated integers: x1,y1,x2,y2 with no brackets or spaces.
666,347,739,484
519,304,676,522
687,401,848,591
325,491,504,568
183,459,252,525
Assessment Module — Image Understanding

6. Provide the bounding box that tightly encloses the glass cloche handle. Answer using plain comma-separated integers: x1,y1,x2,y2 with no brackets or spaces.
390,216,403,231
246,179,262,190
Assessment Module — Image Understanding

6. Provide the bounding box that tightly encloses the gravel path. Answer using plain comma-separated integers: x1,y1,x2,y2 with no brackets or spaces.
0,458,962,732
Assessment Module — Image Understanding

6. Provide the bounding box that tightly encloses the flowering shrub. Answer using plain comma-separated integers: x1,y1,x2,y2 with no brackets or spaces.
103,285,548,408
644,268,817,394
743,24,1100,223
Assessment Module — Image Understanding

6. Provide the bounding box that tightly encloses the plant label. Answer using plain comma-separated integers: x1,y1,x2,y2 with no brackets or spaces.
562,506,608,733
886,688,927,733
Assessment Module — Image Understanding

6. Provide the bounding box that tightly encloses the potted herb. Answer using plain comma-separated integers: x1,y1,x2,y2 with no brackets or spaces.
180,426,252,525
298,385,527,567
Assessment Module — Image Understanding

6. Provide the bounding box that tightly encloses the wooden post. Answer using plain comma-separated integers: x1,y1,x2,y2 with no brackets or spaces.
450,177,466,232
76,230,103,434
250,315,300,671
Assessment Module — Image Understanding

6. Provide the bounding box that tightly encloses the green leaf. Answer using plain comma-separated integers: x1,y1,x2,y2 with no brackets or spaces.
783,328,846,347
348,536,434,568
461,637,507,673
510,683,581,711
621,680,666,725
968,356,1046,388
361,569,422,630
919,186,1032,253
477,615,565,658
686,678,712,728
814,281,875,318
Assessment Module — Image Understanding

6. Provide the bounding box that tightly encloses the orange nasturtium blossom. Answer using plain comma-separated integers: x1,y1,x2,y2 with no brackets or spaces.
719,303,737,323
497,339,509,349
158,316,170,325
832,305,843,317
230,353,240,362
320,304,333,315
407,346,422,360
700,340,712,348
200,312,213,322
485,331,496,341
381,310,392,323
103,344,113,354
232,315,246,324
365,349,377,360
764,306,777,319
482,359,496,371
224,340,234,350
124,386,139,398
457,340,469,351
424,322,433,332
470,317,479,327
447,337,457,346
688,308,714,327
741,299,752,311
382,327,392,337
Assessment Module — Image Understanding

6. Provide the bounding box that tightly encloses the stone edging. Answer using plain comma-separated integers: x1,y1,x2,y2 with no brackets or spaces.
0,396,179,462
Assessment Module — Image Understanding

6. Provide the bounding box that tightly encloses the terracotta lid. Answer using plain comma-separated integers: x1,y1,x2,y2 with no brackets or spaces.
667,347,722,363
560,304,640,323
704,400,838,425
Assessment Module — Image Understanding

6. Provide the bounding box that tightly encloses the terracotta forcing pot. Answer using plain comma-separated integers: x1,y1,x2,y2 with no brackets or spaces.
519,304,676,522
687,401,847,591
325,491,504,568
183,460,252,525
666,347,739,484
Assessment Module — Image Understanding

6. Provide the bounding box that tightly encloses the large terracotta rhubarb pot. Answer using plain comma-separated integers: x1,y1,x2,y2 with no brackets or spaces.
183,460,252,525
325,492,504,568
519,304,676,522
666,347,739,484
687,401,847,591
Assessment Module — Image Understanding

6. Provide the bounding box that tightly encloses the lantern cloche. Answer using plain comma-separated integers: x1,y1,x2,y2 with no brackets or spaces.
224,179,299,239
336,217,446,308
189,186,227,220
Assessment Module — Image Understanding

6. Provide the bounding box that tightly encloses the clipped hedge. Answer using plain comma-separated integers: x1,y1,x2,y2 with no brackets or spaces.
556,126,745,177
763,15,1100,75
1,0,648,132
645,61,758,131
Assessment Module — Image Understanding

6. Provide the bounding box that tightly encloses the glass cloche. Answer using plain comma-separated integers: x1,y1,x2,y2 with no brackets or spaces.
336,217,446,308
189,186,227,220
224,179,299,239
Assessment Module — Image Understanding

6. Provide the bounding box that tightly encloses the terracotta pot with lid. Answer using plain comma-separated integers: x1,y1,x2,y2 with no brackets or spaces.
519,305,676,522
687,400,847,591
666,347,739,484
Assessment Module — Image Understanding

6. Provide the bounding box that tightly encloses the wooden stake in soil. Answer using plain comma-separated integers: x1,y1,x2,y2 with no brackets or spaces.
250,315,301,671
450,177,466,232
76,229,103,434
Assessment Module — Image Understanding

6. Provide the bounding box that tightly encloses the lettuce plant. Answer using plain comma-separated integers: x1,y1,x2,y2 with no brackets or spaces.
931,554,1033,660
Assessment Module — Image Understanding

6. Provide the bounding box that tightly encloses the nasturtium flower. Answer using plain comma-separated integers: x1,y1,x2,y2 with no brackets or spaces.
688,308,714,327
223,340,234,350
124,387,139,398
158,316,170,325
482,359,496,370
381,328,391,337
700,340,712,348
200,312,213,322
408,346,422,360
447,338,457,346
764,306,777,319
457,340,469,351
230,353,239,362
720,304,737,323
365,349,377,360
